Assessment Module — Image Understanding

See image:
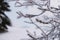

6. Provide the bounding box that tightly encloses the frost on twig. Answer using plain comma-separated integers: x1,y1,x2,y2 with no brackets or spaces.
17,0,60,40
16,11,37,18
26,30,37,40
17,10,45,19
16,11,39,18
15,0,38,7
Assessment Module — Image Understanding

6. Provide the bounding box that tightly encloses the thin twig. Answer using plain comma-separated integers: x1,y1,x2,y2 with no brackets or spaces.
29,18,47,36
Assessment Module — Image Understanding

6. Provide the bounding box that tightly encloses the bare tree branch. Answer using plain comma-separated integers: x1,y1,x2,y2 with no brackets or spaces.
29,18,47,36
17,10,45,18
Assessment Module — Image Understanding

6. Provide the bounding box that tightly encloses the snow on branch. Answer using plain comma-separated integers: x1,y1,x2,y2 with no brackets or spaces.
17,10,45,19
17,0,60,40
26,30,37,40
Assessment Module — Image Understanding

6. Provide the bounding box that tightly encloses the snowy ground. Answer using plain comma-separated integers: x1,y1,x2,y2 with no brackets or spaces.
0,0,60,40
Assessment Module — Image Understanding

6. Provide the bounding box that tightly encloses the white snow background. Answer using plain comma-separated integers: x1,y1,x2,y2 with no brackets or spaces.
0,0,60,40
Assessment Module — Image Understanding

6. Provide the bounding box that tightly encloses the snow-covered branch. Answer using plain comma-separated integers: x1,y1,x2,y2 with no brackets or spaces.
17,0,60,40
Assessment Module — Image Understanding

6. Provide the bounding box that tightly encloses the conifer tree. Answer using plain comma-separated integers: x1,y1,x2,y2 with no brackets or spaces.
0,0,11,32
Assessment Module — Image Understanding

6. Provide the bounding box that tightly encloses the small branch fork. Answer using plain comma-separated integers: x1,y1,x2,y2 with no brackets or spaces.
16,0,60,40
15,0,60,13
16,10,45,18
24,18,60,40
